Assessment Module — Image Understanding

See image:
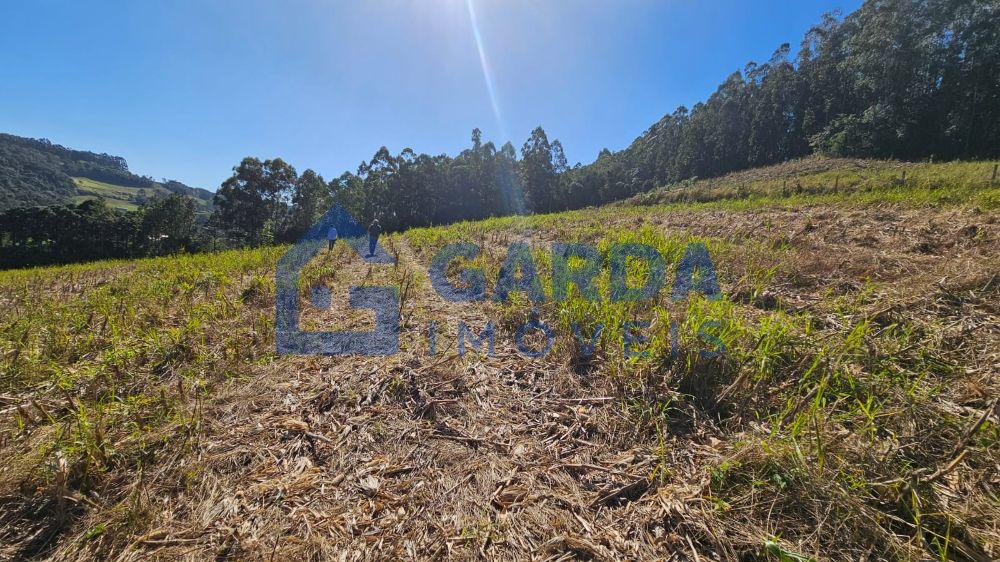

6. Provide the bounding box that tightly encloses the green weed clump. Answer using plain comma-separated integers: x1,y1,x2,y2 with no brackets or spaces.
399,181,997,559
0,246,282,551
632,157,1000,211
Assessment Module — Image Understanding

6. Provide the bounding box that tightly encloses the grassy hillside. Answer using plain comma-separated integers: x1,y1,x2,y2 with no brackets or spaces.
0,133,214,212
1,158,997,560
631,157,1000,210
71,177,214,213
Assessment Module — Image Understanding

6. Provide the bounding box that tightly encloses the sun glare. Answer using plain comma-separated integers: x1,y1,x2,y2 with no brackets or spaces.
465,0,507,140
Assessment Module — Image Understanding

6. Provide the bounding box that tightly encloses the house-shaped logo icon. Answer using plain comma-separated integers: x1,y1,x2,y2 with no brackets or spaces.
275,205,399,355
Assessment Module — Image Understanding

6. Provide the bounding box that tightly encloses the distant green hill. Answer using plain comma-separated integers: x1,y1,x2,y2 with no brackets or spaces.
0,133,214,212
70,177,213,213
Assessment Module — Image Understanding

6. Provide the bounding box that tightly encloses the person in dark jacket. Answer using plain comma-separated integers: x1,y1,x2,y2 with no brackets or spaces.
326,225,338,252
367,219,382,257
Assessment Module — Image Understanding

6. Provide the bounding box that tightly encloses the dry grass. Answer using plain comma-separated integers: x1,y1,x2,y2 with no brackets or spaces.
1,158,998,561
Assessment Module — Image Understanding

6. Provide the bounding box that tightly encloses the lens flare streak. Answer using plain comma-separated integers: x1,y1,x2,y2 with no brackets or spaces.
465,0,505,139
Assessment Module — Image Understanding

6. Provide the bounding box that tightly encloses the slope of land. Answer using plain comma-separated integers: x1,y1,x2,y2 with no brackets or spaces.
0,133,213,212
1,158,998,561
70,178,212,213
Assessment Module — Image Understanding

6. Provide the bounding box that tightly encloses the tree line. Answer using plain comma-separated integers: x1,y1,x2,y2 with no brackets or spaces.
210,0,1000,234
209,128,536,244
0,195,202,268
558,0,1000,207
2,0,998,268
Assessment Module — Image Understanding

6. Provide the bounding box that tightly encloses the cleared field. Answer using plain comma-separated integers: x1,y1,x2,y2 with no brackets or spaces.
68,195,139,212
631,157,1000,210
71,178,168,211
1,158,998,560
71,177,213,213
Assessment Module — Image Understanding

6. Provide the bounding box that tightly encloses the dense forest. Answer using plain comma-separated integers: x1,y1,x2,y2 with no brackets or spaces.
0,195,203,267
0,136,79,209
2,0,998,268
568,0,1000,204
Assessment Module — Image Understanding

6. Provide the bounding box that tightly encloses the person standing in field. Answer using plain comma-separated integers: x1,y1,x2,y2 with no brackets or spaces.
327,225,338,252
367,218,382,257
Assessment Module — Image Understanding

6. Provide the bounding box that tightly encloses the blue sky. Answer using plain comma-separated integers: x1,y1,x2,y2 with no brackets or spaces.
1,0,861,190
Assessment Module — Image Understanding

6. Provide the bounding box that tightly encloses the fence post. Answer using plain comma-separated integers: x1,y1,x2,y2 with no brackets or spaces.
992,163,998,184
